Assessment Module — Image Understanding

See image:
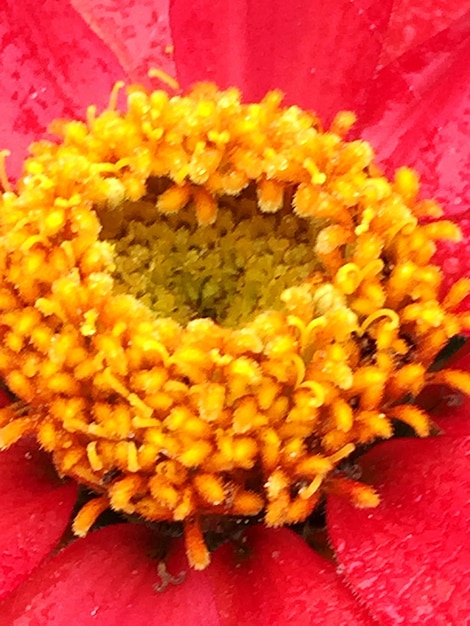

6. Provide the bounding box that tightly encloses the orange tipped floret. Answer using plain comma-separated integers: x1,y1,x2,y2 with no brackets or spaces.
0,150,11,192
73,496,110,537
0,81,468,569
0,415,33,449
326,477,380,508
184,518,211,570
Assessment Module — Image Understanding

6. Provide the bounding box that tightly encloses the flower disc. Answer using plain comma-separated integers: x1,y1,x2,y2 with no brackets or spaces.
0,82,468,568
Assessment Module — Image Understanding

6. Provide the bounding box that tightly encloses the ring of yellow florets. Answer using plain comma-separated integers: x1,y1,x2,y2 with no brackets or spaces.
0,82,469,569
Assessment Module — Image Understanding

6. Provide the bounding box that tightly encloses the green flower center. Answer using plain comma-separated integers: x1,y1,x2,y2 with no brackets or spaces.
100,183,321,326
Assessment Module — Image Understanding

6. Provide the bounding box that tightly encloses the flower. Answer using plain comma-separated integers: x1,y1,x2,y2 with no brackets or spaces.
0,0,463,620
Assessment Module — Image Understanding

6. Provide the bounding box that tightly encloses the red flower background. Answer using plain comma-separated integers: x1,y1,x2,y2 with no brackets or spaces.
0,0,469,623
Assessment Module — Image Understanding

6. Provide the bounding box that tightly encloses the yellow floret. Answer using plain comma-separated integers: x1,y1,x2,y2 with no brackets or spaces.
0,82,468,569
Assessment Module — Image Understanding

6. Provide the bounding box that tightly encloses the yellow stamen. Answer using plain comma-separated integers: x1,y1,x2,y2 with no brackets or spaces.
388,405,431,437
148,68,181,92
0,150,11,192
0,416,33,449
327,477,380,508
0,81,465,569
72,496,110,537
184,518,210,570
108,81,125,111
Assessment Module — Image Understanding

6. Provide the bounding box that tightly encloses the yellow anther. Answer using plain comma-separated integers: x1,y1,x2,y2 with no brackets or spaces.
86,441,103,471
433,369,470,396
299,474,323,500
303,158,326,185
193,473,226,505
72,496,110,537
355,207,375,235
127,441,140,472
148,68,181,92
184,519,210,570
156,183,191,214
305,317,327,342
0,149,11,192
290,354,307,388
330,111,357,136
360,308,399,334
108,81,125,111
296,380,326,407
86,104,97,128
394,166,419,202
330,399,354,432
327,477,380,508
442,277,470,311
327,443,356,464
257,178,285,213
0,417,33,449
388,405,430,437
335,263,361,295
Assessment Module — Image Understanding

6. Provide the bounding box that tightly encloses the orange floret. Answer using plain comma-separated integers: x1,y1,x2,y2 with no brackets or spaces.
0,82,468,568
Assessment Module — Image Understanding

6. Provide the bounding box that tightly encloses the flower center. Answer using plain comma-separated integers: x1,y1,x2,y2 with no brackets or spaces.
0,82,469,571
100,186,321,326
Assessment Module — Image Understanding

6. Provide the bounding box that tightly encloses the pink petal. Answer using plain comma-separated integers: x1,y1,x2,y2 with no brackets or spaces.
327,437,470,625
169,0,394,120
0,0,125,181
70,0,175,85
381,0,470,63
0,440,77,601
1,523,378,625
361,11,470,217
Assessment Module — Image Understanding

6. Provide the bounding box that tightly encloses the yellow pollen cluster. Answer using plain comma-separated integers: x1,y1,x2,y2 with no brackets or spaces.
105,199,323,326
0,82,469,569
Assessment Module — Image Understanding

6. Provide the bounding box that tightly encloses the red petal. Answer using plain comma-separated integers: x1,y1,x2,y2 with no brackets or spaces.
0,0,125,181
0,525,223,625
381,0,470,63
433,392,470,437
1,523,378,625
169,0,394,120
361,11,470,217
70,0,175,85
327,437,470,625
0,440,77,600
433,213,470,300
210,526,378,625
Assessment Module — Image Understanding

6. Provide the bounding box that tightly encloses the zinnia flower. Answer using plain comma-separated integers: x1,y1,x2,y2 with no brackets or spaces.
0,0,469,623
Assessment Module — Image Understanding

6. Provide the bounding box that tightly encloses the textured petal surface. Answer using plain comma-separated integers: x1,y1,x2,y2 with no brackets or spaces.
1,524,377,625
0,440,77,601
433,214,470,302
210,526,378,625
328,437,470,625
70,0,175,85
381,0,470,62
0,0,125,180
170,0,393,121
362,11,470,217
0,525,221,625
433,390,470,437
